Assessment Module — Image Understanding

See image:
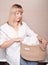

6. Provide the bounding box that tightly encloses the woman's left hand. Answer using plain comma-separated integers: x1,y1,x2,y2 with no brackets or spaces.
37,35,47,49
42,38,47,49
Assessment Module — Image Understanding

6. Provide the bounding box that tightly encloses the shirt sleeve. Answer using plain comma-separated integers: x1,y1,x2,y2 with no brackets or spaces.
25,24,38,37
0,29,8,45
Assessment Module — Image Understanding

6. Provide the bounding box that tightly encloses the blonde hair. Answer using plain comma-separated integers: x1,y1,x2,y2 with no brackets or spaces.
11,4,23,13
7,4,23,25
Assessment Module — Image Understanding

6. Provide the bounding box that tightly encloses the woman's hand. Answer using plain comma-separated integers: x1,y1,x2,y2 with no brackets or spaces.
42,38,47,49
37,35,47,49
14,37,24,42
0,37,24,48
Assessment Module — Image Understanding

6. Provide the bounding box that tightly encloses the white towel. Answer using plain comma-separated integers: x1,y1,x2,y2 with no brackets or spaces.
22,37,39,46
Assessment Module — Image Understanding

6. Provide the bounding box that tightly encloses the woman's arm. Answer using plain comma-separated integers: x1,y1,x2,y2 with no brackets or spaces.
24,23,48,48
0,38,23,48
37,35,47,49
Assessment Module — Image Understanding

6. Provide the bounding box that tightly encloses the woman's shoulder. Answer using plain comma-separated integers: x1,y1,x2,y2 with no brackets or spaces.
0,23,8,29
22,22,28,27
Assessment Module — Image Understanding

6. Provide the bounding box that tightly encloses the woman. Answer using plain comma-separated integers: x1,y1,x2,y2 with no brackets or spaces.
0,4,47,65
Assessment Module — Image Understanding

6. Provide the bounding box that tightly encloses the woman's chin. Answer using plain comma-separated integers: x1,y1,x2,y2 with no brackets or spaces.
14,20,20,23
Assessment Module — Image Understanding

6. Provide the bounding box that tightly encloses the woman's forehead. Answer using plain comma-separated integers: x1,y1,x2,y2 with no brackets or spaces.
10,7,23,13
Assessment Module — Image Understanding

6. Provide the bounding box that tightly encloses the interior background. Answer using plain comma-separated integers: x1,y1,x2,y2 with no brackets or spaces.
0,0,48,62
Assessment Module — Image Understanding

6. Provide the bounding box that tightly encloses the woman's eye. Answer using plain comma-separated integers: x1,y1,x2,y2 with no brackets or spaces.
16,13,19,15
10,12,22,16
16,12,22,15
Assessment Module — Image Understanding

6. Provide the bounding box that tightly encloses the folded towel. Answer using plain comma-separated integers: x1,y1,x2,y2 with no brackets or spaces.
22,37,39,46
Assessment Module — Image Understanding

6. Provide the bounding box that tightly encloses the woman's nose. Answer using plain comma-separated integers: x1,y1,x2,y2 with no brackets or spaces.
18,13,22,17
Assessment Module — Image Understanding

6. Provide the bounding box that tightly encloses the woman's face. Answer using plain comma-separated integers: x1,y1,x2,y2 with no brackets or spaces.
9,7,23,23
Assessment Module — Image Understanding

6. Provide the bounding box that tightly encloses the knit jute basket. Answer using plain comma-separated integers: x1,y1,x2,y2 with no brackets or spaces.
20,42,46,61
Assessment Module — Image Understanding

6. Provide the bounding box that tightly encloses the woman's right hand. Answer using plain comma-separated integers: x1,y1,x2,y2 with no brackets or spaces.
14,37,23,42
0,37,24,48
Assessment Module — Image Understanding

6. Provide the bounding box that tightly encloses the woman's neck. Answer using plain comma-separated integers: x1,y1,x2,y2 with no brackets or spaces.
8,20,18,26
8,21,21,31
13,22,19,28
